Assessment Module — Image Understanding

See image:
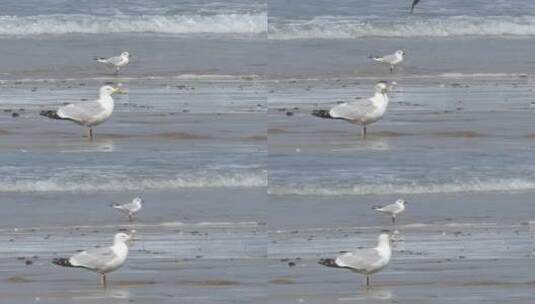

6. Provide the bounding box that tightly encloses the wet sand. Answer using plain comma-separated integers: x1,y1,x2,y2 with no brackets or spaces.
265,75,535,303
0,221,266,304
2,66,535,303
267,225,535,304
0,79,267,303
266,192,535,303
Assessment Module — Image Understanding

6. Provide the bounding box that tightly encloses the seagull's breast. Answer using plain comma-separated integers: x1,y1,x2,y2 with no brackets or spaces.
88,99,114,127
368,249,391,274
103,244,128,273
358,104,385,125
118,57,129,67
392,55,403,65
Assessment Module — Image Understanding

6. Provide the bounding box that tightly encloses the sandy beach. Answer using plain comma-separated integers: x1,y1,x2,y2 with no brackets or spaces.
2,0,535,303
265,75,535,303
0,78,268,303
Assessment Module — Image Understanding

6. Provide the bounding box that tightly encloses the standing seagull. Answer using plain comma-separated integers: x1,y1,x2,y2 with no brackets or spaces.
95,51,131,74
111,197,143,222
312,81,395,139
410,0,421,13
370,50,405,73
373,199,407,225
52,232,132,287
40,85,125,140
319,233,392,287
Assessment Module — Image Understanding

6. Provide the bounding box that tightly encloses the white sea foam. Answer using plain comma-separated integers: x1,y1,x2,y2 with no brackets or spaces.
269,16,535,39
0,13,267,36
0,171,267,192
269,178,535,196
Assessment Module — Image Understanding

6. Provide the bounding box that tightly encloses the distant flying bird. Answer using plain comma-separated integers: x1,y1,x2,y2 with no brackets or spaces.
312,81,396,138
95,51,131,74
40,85,125,140
111,197,143,222
370,50,405,73
52,232,133,287
319,233,392,287
410,0,421,13
373,199,407,224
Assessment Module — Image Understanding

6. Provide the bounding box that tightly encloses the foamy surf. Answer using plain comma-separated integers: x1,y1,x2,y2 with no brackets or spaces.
0,13,267,36
269,178,535,196
0,170,267,192
269,15,535,39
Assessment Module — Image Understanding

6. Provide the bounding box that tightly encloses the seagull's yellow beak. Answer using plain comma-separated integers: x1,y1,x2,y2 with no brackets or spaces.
387,81,397,92
128,230,138,243
113,87,127,94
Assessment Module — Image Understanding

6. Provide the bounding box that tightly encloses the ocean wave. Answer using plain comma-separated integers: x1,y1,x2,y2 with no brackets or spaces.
0,170,267,192
0,13,266,36
0,74,262,84
269,178,535,196
269,15,535,39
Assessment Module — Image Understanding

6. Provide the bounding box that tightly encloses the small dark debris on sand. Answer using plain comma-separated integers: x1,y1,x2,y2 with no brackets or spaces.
268,128,289,134
7,276,33,283
177,280,239,287
270,278,295,285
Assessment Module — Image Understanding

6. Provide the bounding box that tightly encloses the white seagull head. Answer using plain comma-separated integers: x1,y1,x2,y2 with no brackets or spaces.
396,199,407,206
121,51,130,58
375,81,388,94
377,233,391,246
99,85,125,97
396,50,405,57
375,81,396,94
113,232,132,245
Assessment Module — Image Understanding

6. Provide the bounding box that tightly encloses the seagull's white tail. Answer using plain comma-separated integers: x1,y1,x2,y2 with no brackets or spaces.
110,203,124,210
369,56,384,63
312,109,343,120
319,258,348,269
40,110,63,120
94,57,108,63
52,258,76,268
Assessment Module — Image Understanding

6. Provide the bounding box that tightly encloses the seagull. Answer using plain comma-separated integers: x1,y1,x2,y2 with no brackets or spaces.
40,85,125,140
373,199,407,225
410,0,421,13
111,197,143,222
370,50,405,73
52,232,133,287
95,51,131,74
319,233,392,287
311,81,395,138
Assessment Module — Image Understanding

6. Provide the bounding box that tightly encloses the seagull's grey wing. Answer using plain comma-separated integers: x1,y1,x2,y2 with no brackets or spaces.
57,100,105,123
330,99,375,121
70,247,117,270
106,56,123,66
336,248,381,270
379,203,401,213
380,53,398,64
121,202,138,212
